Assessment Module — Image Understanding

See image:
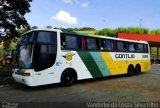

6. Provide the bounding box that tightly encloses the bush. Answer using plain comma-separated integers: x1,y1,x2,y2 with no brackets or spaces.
0,65,15,85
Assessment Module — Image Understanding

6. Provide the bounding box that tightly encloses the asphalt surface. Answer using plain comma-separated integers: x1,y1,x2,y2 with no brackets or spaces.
0,64,160,107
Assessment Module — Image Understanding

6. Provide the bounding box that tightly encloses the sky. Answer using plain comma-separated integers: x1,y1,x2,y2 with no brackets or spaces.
25,0,160,30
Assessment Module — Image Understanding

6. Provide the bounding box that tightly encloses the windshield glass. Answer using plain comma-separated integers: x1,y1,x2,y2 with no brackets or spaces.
17,44,33,69
14,31,57,70
21,32,35,43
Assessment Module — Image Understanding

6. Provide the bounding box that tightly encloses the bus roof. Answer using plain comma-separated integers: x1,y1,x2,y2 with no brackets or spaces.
22,29,148,44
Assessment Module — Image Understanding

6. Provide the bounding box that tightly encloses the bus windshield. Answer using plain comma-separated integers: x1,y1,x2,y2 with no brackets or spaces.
18,44,33,69
15,31,57,70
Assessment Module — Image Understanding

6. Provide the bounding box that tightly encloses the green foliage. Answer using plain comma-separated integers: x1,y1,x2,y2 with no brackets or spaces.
0,0,32,50
150,29,160,35
95,28,116,37
0,65,13,77
3,40,11,50
0,49,4,55
0,0,32,37
115,27,149,34
95,27,155,37
31,26,38,29
76,27,96,31
0,65,14,85
16,28,28,35
54,27,96,31
46,26,52,29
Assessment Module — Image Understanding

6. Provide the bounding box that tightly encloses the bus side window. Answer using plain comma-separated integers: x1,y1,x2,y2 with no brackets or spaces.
83,37,87,50
128,43,135,52
61,34,66,49
66,36,77,49
117,41,126,52
137,44,144,52
87,37,99,50
107,40,114,51
101,39,114,51
143,44,148,53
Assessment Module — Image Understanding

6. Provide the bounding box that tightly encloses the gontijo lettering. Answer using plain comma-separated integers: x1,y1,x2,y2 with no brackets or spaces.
115,54,135,59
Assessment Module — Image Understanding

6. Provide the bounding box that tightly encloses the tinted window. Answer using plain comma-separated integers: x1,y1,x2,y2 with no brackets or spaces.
117,41,126,52
128,43,135,52
137,44,144,52
87,38,99,50
34,44,57,71
143,44,148,53
21,32,35,42
61,34,82,50
37,32,57,44
33,31,57,71
66,36,77,49
101,39,114,51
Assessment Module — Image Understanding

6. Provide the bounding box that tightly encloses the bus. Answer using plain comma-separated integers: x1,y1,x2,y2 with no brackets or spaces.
12,29,150,86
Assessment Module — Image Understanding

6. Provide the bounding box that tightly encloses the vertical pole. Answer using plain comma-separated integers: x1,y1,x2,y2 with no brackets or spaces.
140,19,142,28
157,47,159,63
150,46,154,64
150,46,151,55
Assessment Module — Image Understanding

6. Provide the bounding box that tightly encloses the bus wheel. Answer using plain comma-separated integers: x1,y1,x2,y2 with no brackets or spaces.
127,65,134,77
134,65,141,75
61,70,76,86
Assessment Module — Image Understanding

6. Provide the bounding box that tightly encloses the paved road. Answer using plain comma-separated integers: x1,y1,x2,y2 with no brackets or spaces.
0,65,160,107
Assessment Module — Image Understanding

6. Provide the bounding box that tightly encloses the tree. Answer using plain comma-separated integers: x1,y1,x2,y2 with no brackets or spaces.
46,26,52,29
31,26,38,29
0,0,32,41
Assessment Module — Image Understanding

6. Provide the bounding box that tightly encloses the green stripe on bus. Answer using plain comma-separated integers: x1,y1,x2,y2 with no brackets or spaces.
77,51,103,77
90,52,111,76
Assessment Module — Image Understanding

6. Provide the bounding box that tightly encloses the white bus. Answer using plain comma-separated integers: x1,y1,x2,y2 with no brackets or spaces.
12,29,150,86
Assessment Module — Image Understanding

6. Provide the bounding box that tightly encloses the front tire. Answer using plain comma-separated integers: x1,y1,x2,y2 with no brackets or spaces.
61,71,75,86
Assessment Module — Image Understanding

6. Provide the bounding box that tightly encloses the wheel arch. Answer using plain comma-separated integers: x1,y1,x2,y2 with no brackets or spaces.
128,64,134,71
135,64,141,71
127,64,134,77
61,68,78,82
